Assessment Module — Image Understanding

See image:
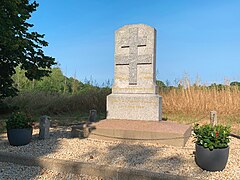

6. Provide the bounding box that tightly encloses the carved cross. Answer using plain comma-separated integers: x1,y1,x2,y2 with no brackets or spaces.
115,27,152,85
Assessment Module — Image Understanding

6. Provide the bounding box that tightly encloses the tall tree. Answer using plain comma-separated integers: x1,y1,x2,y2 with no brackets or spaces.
0,0,56,99
34,67,65,92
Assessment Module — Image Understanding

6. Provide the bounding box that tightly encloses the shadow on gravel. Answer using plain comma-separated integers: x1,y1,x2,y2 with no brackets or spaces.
79,139,188,177
107,143,159,166
0,136,7,146
156,155,184,173
0,127,189,179
81,142,160,166
0,127,74,179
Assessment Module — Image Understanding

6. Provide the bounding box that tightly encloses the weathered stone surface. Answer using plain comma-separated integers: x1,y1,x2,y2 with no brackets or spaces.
89,119,192,147
88,109,97,123
107,94,162,121
71,124,90,138
112,24,158,94
107,24,162,121
39,115,50,140
210,111,217,126
0,151,190,179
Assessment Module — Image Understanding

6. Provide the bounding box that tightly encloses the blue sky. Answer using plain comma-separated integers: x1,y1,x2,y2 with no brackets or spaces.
30,0,240,85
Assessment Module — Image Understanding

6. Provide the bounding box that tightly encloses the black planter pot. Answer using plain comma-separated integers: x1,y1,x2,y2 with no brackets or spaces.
195,144,229,171
7,128,33,146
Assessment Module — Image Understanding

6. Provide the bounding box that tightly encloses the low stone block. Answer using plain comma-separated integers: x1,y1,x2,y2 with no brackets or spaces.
71,124,90,138
89,119,192,147
88,109,97,123
107,94,162,121
39,115,50,140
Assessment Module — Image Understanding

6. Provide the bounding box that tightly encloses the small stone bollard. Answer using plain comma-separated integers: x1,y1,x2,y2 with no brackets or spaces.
71,123,90,138
39,115,50,139
210,111,217,126
88,109,97,123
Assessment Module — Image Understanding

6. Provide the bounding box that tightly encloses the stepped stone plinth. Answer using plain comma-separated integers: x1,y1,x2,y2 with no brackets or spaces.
89,119,192,147
88,24,192,147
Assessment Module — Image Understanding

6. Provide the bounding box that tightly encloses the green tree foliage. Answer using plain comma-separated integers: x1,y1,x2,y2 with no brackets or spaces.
230,81,240,87
34,67,66,92
0,0,56,99
11,67,89,94
4,67,112,115
35,68,86,93
156,80,166,89
208,83,227,91
156,80,175,92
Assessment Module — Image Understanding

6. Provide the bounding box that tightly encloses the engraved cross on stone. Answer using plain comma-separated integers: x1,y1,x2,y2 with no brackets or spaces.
115,27,152,85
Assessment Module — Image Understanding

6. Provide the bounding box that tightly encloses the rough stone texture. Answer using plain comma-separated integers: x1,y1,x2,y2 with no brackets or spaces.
88,109,97,123
71,124,90,138
210,111,217,126
112,24,158,94
107,24,162,121
89,119,192,147
107,94,162,121
0,152,189,180
39,115,50,140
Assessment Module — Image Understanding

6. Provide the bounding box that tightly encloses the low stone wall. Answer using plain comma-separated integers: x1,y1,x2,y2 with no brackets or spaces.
0,151,190,180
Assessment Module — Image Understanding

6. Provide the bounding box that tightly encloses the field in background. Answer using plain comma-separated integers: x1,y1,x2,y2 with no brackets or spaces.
162,85,240,116
161,82,240,134
1,78,240,135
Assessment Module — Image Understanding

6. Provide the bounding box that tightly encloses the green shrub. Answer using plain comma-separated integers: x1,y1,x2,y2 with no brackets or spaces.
6,112,33,129
193,124,231,150
3,87,111,115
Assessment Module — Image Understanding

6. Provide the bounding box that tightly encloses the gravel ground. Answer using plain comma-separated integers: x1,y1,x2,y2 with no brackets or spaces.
0,162,103,180
0,127,239,180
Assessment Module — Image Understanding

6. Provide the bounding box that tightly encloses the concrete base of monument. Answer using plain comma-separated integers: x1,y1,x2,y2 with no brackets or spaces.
89,119,192,147
107,94,162,121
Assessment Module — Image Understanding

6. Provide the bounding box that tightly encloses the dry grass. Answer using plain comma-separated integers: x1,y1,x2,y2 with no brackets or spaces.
1,80,240,135
161,80,240,134
162,85,240,116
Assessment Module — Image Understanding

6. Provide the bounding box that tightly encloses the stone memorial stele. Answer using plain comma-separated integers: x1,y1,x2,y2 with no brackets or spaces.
107,24,162,121
39,115,50,139
88,109,97,123
210,111,217,126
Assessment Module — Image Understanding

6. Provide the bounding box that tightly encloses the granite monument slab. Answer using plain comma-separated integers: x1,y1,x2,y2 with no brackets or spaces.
107,24,162,121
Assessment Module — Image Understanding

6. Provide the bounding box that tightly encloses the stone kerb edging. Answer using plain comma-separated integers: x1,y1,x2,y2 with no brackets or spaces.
0,151,191,180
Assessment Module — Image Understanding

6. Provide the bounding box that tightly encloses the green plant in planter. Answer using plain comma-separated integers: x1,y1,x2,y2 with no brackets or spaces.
6,112,33,130
6,112,34,146
193,124,231,150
